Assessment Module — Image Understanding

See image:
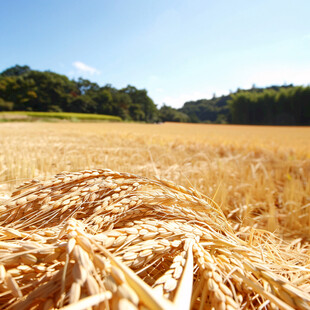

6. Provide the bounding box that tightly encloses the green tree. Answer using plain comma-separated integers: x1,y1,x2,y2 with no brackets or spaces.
1,65,31,77
228,86,310,125
159,105,189,122
112,92,132,120
0,98,14,111
121,86,157,122
70,96,97,113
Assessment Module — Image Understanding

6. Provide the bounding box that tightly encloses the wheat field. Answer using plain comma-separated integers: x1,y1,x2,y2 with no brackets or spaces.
0,122,309,309
1,122,309,236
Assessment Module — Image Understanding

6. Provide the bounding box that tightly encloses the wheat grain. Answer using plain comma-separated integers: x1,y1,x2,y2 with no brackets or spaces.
0,169,309,309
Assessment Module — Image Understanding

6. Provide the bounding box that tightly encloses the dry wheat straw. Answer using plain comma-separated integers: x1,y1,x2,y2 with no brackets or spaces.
0,169,309,309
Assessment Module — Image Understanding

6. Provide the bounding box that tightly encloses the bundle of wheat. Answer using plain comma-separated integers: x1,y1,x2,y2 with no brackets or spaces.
0,169,309,310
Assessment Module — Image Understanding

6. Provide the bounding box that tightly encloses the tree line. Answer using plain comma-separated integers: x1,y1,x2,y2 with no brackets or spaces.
0,65,309,125
0,65,157,122
229,86,310,125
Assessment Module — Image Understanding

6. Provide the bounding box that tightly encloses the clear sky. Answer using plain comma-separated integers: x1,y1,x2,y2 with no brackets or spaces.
1,0,309,108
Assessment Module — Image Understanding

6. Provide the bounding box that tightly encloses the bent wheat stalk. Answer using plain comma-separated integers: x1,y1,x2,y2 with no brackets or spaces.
0,169,309,309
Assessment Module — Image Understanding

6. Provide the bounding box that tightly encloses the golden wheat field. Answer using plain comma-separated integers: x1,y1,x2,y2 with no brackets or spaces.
0,122,310,310
1,122,309,236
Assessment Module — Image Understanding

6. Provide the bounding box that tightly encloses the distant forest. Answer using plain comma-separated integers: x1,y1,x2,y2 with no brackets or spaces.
0,65,309,125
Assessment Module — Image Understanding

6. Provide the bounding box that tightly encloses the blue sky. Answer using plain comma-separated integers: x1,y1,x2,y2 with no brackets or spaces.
1,0,309,108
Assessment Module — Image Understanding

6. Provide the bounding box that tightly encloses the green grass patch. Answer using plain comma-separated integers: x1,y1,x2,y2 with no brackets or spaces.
0,111,122,122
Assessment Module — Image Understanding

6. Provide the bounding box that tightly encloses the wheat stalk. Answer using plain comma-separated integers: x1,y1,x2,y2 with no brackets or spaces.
0,169,309,309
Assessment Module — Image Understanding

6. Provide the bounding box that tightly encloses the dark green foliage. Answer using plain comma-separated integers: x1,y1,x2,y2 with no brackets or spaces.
1,65,31,77
70,96,97,113
0,98,14,111
0,65,157,122
0,69,77,112
179,85,309,125
159,105,189,122
180,95,231,123
121,85,158,122
228,86,310,125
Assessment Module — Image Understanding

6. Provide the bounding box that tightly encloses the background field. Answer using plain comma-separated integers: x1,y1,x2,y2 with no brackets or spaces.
0,111,122,122
0,122,309,240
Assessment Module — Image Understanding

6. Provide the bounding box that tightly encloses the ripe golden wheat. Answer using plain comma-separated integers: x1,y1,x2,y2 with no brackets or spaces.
0,169,309,309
